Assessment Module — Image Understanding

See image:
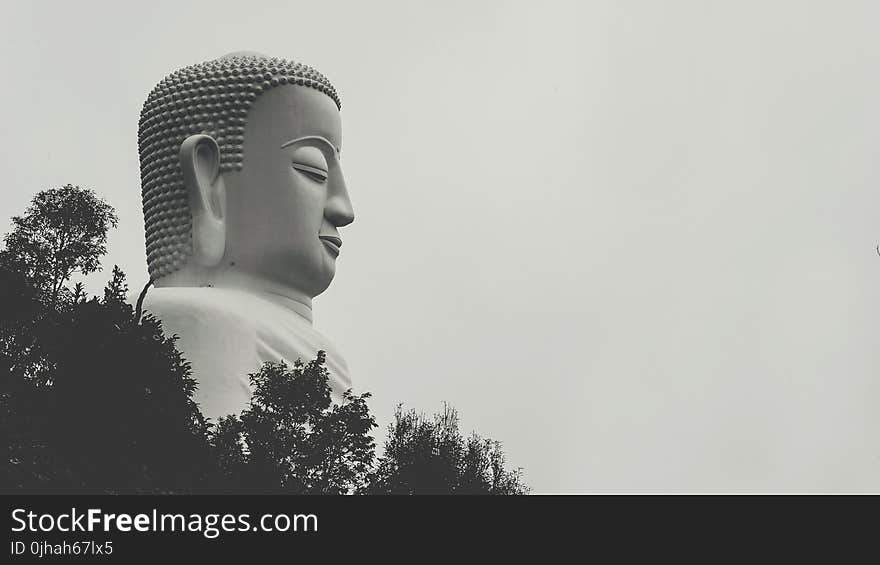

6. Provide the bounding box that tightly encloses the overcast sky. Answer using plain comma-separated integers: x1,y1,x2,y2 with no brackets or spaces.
2,0,879,492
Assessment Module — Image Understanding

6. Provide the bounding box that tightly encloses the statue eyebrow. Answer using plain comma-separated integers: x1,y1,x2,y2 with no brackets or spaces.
281,135,340,156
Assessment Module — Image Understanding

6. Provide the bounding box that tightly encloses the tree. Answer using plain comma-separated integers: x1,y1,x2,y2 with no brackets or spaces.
3,184,117,305
1,267,213,493
1,188,210,493
366,404,528,495
207,353,376,494
0,250,45,379
102,265,128,305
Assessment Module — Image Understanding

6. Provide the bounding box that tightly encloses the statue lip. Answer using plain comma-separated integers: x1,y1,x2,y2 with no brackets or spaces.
319,235,342,255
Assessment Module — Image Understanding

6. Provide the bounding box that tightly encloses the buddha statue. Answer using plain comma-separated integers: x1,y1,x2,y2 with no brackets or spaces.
134,52,355,421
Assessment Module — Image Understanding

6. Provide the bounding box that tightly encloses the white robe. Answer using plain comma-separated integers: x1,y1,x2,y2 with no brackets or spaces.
133,286,351,422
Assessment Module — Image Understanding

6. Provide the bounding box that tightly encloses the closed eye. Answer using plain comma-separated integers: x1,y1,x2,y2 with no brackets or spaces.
292,163,328,183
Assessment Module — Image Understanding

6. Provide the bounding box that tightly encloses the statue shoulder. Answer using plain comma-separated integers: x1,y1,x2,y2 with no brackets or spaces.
132,286,259,340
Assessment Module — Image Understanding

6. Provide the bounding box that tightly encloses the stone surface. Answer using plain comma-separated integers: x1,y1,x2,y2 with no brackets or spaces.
133,52,354,421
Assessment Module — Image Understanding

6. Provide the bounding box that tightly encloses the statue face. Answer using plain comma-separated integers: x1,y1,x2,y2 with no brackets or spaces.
222,85,354,297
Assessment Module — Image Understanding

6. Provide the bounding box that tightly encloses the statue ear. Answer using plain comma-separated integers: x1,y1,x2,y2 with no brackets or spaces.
179,134,226,267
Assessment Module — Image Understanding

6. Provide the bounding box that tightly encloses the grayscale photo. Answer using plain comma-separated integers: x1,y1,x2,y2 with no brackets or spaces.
1,2,879,551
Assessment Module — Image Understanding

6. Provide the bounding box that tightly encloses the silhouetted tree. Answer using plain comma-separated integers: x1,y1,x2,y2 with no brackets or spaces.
102,265,126,301
3,184,117,306
207,353,376,494
366,404,528,495
1,265,212,492
0,251,45,379
1,188,210,493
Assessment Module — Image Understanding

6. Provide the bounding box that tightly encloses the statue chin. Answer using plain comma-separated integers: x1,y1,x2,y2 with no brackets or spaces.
134,53,355,421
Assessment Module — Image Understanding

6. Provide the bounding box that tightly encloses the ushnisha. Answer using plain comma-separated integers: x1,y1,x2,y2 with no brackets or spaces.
134,52,355,421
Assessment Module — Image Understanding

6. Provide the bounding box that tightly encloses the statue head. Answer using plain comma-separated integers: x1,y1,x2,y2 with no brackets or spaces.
138,52,354,299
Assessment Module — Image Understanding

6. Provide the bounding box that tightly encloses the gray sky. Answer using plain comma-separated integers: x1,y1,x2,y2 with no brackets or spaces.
2,0,879,492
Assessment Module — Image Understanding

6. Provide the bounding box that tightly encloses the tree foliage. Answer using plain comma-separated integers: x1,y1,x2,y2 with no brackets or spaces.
3,184,117,305
1,185,208,492
367,404,529,495
207,354,376,494
1,261,211,492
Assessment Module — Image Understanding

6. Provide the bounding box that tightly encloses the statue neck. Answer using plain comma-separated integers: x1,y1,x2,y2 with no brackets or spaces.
154,266,314,324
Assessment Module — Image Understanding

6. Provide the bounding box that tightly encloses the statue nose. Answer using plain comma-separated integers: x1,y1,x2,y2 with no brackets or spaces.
325,171,354,227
